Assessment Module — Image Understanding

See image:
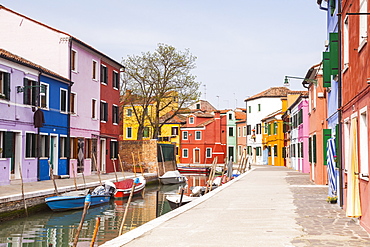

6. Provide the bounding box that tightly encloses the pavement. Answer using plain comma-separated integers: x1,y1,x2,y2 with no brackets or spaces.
100,165,370,247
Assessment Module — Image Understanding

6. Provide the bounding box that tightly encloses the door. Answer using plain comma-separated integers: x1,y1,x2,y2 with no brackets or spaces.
4,131,15,179
50,135,58,175
100,139,106,173
194,149,200,163
228,146,234,162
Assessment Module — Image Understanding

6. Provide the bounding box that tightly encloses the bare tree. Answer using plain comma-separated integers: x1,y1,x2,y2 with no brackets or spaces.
122,43,200,139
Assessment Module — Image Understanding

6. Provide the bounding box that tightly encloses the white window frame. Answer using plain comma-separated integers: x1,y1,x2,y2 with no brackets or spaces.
60,88,68,113
92,98,97,119
359,107,369,180
40,82,49,109
101,64,107,85
112,104,119,125
183,131,188,140
206,148,212,158
71,49,78,73
92,59,98,81
60,135,68,159
189,117,194,124
113,70,119,90
195,131,201,140
39,133,49,159
70,92,77,115
183,148,188,158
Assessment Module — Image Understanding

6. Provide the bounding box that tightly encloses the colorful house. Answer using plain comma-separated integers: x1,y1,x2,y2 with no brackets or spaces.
179,111,226,165
0,49,71,185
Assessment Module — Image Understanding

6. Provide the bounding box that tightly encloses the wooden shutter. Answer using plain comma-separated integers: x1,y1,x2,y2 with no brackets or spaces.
309,137,312,163
4,73,10,100
3,131,14,158
323,129,332,166
313,134,317,163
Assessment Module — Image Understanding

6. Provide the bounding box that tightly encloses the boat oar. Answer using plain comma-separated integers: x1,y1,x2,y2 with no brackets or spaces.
92,153,102,186
73,194,91,246
119,178,138,236
18,165,28,217
112,158,118,182
48,160,59,196
118,154,126,179
90,217,100,247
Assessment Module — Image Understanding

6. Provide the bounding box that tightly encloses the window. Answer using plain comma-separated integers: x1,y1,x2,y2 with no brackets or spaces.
100,65,108,84
195,131,201,140
110,140,118,159
273,123,278,135
360,109,369,178
243,126,246,137
343,17,349,67
248,106,251,113
247,125,251,135
256,147,261,156
298,109,303,125
70,92,76,114
171,127,179,136
228,113,233,120
60,136,68,158
359,0,368,48
196,103,200,109
60,89,68,113
313,134,317,163
25,133,37,158
206,148,212,158
92,60,98,80
112,105,119,124
71,50,77,72
23,78,39,106
143,127,150,138
92,99,97,119
100,101,108,122
274,145,277,157
256,123,262,134
228,127,234,137
330,0,336,16
127,108,132,117
258,104,261,111
113,71,119,89
247,146,252,155
126,127,132,138
70,137,78,159
40,134,50,158
238,127,241,137
0,71,10,100
40,83,49,109
189,117,194,124
183,149,188,158
183,131,188,140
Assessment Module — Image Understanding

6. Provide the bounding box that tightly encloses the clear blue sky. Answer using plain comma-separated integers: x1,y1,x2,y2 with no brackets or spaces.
1,0,327,109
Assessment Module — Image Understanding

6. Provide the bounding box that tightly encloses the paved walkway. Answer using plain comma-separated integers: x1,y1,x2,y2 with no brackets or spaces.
101,165,370,247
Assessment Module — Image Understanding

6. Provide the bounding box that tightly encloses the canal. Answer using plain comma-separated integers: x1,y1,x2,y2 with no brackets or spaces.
0,175,208,246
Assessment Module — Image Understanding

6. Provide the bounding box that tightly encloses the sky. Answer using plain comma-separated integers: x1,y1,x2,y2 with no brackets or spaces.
1,0,327,110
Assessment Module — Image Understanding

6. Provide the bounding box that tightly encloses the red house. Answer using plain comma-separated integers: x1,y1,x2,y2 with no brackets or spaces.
179,111,226,165
99,60,122,173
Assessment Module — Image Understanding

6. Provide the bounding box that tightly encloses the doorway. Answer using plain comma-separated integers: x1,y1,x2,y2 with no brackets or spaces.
100,139,106,173
194,149,200,163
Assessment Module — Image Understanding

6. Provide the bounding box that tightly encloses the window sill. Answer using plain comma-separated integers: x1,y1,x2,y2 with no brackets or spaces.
358,39,367,53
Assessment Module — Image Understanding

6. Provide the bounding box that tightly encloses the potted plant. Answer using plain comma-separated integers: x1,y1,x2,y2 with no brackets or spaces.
327,196,338,204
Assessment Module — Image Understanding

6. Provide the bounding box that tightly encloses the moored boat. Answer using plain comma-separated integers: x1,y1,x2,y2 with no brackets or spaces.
114,176,146,198
166,194,198,209
177,166,210,175
45,181,117,212
159,170,187,185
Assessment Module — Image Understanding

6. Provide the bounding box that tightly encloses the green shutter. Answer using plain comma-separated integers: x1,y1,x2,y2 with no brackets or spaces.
3,131,14,158
323,129,332,166
323,52,331,87
329,32,339,75
308,137,312,163
335,124,340,168
313,134,317,163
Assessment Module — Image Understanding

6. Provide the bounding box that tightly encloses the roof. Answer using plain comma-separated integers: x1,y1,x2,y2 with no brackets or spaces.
261,109,283,122
235,111,246,120
0,49,71,83
0,5,122,69
245,87,292,101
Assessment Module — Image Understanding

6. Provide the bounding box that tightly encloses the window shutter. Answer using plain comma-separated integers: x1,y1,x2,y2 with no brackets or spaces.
329,32,339,75
313,134,317,163
309,137,312,163
3,131,14,158
323,129,332,166
4,73,10,100
104,103,108,121
323,52,331,87
23,78,29,104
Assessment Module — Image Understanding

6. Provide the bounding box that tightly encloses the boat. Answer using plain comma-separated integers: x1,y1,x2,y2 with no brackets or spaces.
114,176,146,198
45,181,117,212
159,170,187,185
166,194,198,210
177,166,210,175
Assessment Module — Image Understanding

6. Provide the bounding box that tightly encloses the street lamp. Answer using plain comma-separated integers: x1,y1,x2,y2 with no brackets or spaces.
284,76,318,88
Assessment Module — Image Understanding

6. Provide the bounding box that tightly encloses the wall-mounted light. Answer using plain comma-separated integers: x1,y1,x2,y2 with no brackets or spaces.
284,76,318,88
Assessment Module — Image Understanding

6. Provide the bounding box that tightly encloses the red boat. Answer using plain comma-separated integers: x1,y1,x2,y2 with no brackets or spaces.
114,176,146,198
177,166,210,175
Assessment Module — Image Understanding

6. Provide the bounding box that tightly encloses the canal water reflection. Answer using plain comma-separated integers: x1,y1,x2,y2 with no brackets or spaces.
0,175,208,246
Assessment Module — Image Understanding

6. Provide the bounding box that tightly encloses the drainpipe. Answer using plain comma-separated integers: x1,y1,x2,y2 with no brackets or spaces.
337,0,343,208
67,37,72,176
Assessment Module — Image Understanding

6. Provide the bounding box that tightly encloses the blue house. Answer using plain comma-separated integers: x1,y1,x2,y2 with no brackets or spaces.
38,74,71,180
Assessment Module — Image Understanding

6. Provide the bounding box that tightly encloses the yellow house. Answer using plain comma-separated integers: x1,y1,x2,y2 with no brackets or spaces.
121,90,179,140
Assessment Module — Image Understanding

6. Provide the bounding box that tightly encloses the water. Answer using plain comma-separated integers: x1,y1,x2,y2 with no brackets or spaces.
0,175,208,246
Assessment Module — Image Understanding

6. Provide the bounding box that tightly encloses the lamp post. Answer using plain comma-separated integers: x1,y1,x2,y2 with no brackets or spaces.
283,76,318,88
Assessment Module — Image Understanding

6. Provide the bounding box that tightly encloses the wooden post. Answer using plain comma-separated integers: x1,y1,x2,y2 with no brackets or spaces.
131,152,136,177
48,160,59,196
137,151,143,174
71,162,78,190
112,158,118,182
73,194,91,246
118,154,126,179
18,165,28,217
92,153,102,186
159,145,165,175
119,182,136,235
90,217,101,247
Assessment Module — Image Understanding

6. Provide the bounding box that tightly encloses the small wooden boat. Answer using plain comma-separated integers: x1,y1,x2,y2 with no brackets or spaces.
177,166,210,175
114,176,146,198
166,194,198,209
159,170,187,185
45,181,117,212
